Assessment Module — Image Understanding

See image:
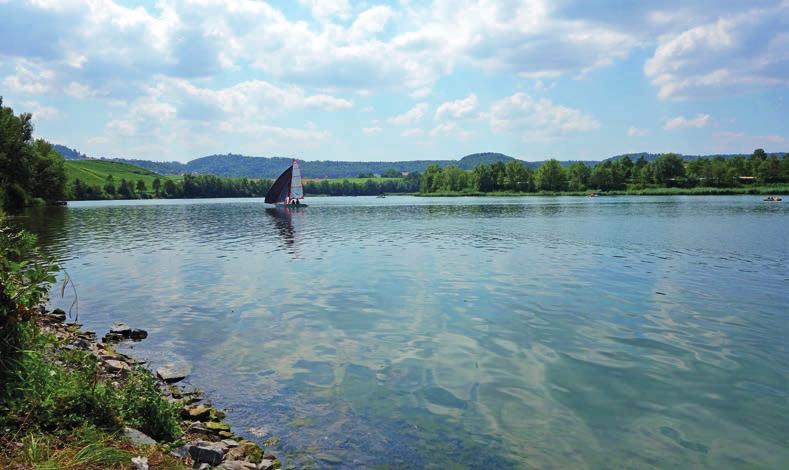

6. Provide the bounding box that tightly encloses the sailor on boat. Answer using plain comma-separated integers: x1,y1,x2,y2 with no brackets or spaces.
265,160,307,207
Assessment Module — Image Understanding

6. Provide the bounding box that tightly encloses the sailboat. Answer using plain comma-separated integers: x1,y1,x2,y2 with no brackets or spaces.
265,159,307,207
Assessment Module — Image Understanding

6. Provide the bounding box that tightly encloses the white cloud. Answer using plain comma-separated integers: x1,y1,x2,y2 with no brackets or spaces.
401,128,425,137
20,101,60,120
362,126,382,134
389,103,429,125
435,94,478,120
645,4,789,100
664,114,711,130
628,126,649,137
486,92,599,141
299,0,351,21
3,60,56,94
64,81,96,99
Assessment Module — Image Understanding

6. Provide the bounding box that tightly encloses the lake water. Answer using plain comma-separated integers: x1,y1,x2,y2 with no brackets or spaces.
16,196,789,469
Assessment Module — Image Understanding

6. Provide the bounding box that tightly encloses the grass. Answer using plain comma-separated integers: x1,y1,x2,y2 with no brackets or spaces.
0,321,184,469
418,184,789,197
64,160,180,192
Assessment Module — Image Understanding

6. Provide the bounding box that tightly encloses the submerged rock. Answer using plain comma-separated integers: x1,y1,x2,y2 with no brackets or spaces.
103,323,148,343
123,427,157,447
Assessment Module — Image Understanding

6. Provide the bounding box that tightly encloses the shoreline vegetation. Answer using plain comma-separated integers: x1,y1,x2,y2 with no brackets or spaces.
415,184,789,197
0,216,282,469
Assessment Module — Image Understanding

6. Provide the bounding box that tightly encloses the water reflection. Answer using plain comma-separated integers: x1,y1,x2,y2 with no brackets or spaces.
13,196,789,469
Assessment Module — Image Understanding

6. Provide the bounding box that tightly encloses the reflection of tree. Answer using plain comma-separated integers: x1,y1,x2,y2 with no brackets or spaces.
17,205,69,261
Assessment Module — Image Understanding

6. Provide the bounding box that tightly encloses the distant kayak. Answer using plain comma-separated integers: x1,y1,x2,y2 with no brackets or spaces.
763,196,782,202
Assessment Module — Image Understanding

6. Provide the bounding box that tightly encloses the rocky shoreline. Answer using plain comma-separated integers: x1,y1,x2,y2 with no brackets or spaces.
38,307,281,470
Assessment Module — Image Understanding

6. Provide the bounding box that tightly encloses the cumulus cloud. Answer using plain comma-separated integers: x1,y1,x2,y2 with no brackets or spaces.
3,60,56,94
20,101,60,120
628,126,649,137
645,3,789,100
389,103,429,125
435,94,478,120
401,128,425,137
664,114,711,130
485,92,599,141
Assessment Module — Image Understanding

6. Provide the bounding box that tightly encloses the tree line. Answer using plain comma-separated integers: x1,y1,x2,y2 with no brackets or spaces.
420,151,789,194
72,174,275,200
0,98,67,209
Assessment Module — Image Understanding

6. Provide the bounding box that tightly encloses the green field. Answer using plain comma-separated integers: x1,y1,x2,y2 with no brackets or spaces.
64,160,179,190
306,177,405,183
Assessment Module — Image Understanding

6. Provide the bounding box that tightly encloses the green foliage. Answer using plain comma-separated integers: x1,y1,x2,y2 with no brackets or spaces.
117,368,182,441
0,221,59,328
0,98,67,209
419,151,789,195
304,173,419,196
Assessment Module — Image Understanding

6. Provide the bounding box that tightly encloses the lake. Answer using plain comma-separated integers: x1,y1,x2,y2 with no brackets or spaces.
17,196,789,469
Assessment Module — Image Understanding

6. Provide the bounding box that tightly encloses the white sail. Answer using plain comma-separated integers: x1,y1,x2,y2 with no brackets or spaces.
290,160,304,199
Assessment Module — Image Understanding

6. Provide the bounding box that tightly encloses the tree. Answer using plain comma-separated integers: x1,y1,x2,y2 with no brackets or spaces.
381,169,401,178
163,179,177,197
504,160,531,191
652,153,685,185
103,175,116,196
534,159,566,191
152,177,161,196
566,162,590,191
472,164,495,192
0,98,67,208
29,139,66,202
136,179,147,195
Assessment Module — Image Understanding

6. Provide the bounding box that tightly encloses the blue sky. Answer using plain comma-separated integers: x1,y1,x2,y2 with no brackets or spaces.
1,0,787,162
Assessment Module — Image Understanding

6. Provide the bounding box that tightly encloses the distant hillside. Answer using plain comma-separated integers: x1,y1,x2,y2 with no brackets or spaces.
605,152,788,162
64,160,175,188
56,144,788,179
457,152,515,169
53,145,88,160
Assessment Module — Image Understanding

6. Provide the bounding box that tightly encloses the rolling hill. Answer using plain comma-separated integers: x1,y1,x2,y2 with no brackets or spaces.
55,145,788,180
64,160,177,189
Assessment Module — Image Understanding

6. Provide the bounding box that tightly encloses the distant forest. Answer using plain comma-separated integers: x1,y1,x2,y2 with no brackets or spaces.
55,146,789,180
419,152,789,194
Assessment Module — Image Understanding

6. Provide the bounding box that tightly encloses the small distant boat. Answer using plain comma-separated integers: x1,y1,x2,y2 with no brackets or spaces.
376,194,386,198
763,196,782,202
265,160,307,207
587,193,598,198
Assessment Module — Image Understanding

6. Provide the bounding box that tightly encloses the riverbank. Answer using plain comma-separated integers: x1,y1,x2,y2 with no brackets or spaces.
0,307,281,469
416,184,789,197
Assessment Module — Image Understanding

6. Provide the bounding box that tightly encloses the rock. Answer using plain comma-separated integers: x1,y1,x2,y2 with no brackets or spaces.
169,444,190,459
131,456,149,470
105,359,131,373
187,421,210,434
157,364,189,383
205,421,231,433
219,461,258,470
102,332,126,343
226,441,263,464
123,427,157,447
182,404,212,421
50,308,67,322
218,431,235,439
73,338,93,350
258,459,276,470
221,439,240,448
188,441,226,466
110,322,132,334
129,328,148,340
